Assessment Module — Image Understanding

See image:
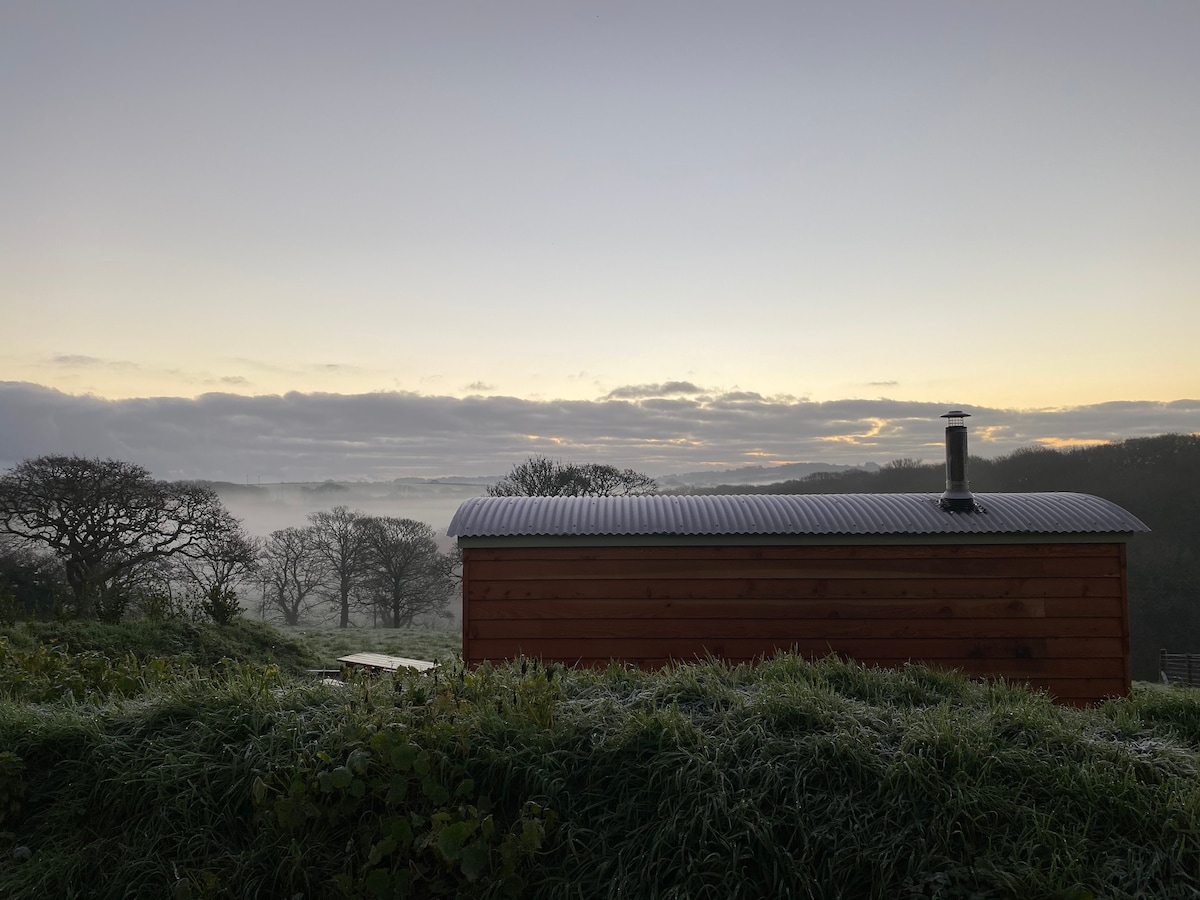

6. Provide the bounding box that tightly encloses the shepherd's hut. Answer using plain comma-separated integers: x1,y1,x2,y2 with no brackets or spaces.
448,413,1149,705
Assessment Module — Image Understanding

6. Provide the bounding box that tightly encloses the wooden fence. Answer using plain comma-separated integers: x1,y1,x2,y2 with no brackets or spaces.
1160,650,1200,687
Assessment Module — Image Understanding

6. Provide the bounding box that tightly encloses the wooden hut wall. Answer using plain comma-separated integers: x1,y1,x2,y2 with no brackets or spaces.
462,541,1131,705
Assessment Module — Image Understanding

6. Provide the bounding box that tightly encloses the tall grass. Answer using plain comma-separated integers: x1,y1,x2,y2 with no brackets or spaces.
0,618,321,673
4,647,1200,898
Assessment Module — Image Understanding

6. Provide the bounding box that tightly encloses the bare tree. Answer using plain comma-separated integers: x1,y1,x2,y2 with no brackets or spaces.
358,516,456,628
573,462,658,497
0,455,243,622
258,527,327,626
172,529,260,624
307,506,368,628
488,456,657,497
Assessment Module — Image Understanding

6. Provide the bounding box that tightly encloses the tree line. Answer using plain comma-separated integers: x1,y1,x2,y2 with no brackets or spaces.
0,456,457,629
257,508,456,628
486,455,657,497
0,453,654,628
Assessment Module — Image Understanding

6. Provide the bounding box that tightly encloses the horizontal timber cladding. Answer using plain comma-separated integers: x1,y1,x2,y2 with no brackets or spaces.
461,542,1131,705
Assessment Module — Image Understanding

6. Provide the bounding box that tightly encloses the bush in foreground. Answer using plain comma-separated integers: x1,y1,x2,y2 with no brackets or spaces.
3,650,1200,898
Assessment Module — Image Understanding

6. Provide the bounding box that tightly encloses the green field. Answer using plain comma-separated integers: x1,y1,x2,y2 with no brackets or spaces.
3,620,1200,899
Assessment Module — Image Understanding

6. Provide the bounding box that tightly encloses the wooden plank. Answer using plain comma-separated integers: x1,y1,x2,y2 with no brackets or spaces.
463,654,1126,680
468,555,1122,581
338,652,438,672
466,638,1126,667
469,577,1123,603
467,543,1121,562
467,596,1125,621
484,628,1123,657
464,649,1126,680
466,616,1124,640
470,597,1056,620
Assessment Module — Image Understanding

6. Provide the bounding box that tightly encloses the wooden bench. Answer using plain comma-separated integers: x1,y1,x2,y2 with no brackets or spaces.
337,652,438,673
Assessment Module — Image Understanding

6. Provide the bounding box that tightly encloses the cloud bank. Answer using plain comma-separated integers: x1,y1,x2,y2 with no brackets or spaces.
2,382,1197,483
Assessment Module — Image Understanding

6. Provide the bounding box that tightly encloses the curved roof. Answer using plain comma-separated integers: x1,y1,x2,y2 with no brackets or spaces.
447,493,1149,539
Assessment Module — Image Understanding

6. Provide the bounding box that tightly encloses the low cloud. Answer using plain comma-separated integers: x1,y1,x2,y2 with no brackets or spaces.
51,354,138,370
2,381,1198,484
52,354,104,366
603,382,707,400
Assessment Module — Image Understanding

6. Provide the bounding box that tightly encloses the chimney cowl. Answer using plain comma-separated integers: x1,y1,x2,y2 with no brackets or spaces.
939,410,975,512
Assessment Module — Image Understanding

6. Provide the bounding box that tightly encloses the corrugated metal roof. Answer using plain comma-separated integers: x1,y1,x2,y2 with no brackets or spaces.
447,493,1149,538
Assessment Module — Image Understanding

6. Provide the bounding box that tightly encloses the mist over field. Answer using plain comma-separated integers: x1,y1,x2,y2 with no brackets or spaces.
207,459,879,541
210,480,490,543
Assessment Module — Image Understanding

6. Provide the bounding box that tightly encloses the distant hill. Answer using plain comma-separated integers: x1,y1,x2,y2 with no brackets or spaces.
389,465,881,489
393,476,500,486
191,480,271,497
658,461,879,489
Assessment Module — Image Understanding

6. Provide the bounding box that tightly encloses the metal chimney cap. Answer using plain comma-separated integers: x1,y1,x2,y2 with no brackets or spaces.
940,409,975,512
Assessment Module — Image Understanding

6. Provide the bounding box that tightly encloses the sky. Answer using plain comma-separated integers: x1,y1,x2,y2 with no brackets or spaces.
2,1,1198,481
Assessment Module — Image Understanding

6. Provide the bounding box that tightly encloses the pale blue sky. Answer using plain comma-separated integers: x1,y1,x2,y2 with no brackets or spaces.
2,1,1198,477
